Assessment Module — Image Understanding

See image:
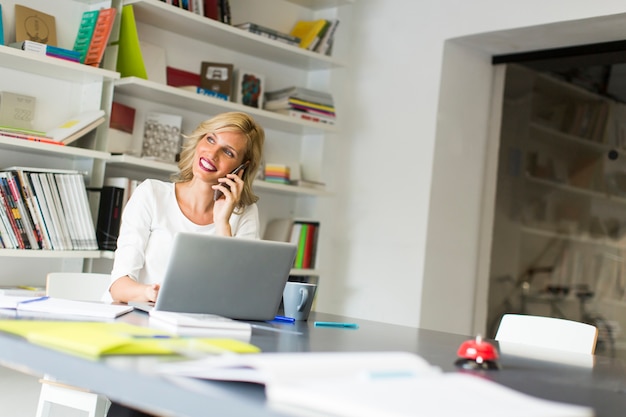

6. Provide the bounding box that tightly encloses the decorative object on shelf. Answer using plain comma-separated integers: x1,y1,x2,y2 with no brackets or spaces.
200,61,233,100
166,66,201,87
116,5,147,79
108,102,136,154
0,91,36,130
14,4,57,46
235,69,264,109
141,112,183,163
234,22,301,47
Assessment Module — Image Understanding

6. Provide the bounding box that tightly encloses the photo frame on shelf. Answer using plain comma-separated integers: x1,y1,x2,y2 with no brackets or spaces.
14,4,57,45
235,69,264,109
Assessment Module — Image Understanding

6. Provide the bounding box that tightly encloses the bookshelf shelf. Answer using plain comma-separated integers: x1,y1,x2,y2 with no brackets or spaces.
290,268,320,277
125,0,346,70
530,122,614,154
0,137,110,161
0,250,102,259
521,225,626,249
107,154,178,174
285,0,355,10
254,180,332,197
0,45,119,83
113,77,337,135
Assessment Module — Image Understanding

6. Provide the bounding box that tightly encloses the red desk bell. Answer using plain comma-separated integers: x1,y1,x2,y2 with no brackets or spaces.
455,335,500,370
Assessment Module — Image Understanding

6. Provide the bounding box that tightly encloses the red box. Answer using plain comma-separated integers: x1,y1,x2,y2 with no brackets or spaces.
166,67,201,88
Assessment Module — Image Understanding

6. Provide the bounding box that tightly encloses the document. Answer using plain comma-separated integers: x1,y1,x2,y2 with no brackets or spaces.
148,311,252,341
157,351,594,417
0,295,132,319
0,321,260,358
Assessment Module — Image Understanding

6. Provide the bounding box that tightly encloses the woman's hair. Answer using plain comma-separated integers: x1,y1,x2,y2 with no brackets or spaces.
173,112,265,210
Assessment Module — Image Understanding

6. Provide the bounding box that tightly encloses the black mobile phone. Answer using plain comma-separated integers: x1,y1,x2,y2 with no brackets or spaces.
213,161,249,200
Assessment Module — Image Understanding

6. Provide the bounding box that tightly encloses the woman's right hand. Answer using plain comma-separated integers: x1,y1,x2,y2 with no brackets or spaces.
144,283,160,302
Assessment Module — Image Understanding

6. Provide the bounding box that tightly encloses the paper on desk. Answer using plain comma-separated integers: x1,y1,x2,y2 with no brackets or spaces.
0,321,260,358
267,373,594,417
0,295,133,318
156,351,593,417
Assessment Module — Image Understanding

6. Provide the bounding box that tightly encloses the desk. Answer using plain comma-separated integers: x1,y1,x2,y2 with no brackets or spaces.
1,311,626,417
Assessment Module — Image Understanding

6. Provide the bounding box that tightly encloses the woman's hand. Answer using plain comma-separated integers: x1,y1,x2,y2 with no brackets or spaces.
110,276,160,303
212,170,245,235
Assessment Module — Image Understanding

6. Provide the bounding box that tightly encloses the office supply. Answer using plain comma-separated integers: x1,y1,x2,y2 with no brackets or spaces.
271,315,295,323
148,311,252,340
1,296,133,319
0,320,259,358
134,233,297,321
314,321,359,329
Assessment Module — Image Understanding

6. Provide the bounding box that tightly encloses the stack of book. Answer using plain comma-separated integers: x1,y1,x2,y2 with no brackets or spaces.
264,86,336,125
10,40,81,63
264,163,290,185
289,19,340,55
235,22,301,47
72,8,116,67
0,167,99,251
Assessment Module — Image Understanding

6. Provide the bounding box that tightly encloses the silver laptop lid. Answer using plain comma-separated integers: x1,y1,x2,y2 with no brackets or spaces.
155,233,297,321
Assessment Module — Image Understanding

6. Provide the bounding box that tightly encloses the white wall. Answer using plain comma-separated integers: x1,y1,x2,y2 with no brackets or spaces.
315,0,626,335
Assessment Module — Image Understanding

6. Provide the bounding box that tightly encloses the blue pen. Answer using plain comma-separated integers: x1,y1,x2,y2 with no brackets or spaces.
314,321,359,329
272,315,296,323
17,296,50,305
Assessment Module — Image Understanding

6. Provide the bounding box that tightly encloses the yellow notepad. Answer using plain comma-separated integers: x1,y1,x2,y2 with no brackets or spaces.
0,321,260,358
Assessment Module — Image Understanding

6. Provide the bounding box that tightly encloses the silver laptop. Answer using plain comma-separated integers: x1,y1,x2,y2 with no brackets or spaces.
132,233,297,321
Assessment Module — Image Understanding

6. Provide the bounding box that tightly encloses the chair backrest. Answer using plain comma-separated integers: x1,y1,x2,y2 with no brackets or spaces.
495,314,598,354
45,272,111,302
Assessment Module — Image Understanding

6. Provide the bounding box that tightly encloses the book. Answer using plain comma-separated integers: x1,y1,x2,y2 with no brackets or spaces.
235,22,301,46
0,5,4,46
0,296,132,319
0,286,45,297
72,10,99,63
178,86,228,101
84,8,116,67
96,186,124,251
203,0,219,20
156,351,594,417
200,62,234,99
0,320,260,358
14,5,57,46
289,19,328,50
45,110,106,145
166,66,201,88
315,19,340,55
274,109,336,125
10,40,81,62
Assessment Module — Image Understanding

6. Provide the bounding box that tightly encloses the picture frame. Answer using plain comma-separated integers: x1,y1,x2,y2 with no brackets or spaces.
235,69,264,109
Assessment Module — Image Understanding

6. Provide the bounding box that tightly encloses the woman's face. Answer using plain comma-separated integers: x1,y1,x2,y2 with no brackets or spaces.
193,130,247,182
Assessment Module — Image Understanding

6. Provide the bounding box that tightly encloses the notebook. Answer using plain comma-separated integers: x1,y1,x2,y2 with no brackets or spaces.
132,233,297,321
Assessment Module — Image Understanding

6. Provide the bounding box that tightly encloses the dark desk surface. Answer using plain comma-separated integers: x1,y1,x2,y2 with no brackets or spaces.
1,310,626,417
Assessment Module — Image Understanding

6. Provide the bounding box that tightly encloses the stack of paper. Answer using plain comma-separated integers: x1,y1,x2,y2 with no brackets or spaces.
0,295,132,319
157,351,594,417
148,310,252,341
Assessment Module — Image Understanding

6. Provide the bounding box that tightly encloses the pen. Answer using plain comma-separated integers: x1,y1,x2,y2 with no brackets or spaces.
128,335,176,339
17,296,50,305
314,321,359,329
271,315,296,323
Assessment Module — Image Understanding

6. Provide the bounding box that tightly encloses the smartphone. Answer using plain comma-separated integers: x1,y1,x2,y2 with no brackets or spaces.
213,161,249,200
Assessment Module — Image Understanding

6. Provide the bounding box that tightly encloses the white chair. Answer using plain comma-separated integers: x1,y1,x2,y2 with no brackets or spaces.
36,272,112,417
495,313,598,367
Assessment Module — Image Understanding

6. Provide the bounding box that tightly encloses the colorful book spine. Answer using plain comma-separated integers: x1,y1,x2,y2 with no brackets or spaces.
84,8,116,67
73,10,100,63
